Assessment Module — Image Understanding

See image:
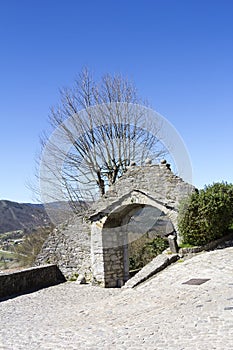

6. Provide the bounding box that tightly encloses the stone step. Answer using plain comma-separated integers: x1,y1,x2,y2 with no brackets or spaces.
123,253,179,288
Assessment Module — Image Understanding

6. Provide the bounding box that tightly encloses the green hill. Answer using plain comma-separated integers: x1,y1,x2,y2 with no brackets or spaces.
0,200,50,234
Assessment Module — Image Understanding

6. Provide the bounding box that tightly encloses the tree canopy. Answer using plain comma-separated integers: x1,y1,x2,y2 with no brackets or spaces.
39,68,168,213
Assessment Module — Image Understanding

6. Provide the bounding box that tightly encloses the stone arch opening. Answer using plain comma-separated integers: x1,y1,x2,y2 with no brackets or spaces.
91,195,177,287
125,206,174,274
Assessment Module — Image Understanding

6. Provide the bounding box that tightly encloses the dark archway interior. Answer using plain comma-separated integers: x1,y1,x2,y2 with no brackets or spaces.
103,203,146,228
103,204,174,238
102,204,174,284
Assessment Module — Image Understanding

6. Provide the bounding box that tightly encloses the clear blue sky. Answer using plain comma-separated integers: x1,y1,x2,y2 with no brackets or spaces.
0,0,232,203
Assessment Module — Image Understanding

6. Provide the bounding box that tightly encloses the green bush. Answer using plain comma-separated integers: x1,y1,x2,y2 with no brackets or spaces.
129,235,169,270
178,182,233,246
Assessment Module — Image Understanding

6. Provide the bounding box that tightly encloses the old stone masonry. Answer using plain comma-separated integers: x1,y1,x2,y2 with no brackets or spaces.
36,161,194,287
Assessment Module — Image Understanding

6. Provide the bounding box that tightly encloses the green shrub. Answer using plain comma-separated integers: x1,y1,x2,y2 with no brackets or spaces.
129,235,169,270
178,182,233,246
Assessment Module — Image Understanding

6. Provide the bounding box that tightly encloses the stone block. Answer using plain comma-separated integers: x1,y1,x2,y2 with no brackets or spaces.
168,235,179,253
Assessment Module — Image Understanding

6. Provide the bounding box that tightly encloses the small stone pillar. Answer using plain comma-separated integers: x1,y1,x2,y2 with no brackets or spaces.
91,221,106,287
145,158,152,165
130,161,136,166
168,235,179,253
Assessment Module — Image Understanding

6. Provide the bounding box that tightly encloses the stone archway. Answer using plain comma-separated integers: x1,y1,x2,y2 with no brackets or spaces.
90,190,179,287
37,162,194,281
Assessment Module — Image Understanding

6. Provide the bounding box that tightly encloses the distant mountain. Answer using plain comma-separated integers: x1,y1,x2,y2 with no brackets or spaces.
0,200,51,234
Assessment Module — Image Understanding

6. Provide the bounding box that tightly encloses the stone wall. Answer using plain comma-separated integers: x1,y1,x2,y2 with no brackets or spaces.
91,219,128,287
0,265,65,299
36,214,91,279
88,162,194,220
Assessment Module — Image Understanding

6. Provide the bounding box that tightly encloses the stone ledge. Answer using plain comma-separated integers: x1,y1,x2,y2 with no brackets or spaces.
0,264,66,300
179,232,233,255
122,253,179,289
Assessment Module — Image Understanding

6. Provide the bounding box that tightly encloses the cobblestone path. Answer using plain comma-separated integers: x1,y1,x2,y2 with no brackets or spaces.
1,247,233,349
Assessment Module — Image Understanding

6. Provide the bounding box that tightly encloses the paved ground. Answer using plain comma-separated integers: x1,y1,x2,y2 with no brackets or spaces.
1,247,233,350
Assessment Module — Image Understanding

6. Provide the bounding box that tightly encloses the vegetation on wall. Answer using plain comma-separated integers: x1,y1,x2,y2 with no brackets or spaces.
14,226,53,267
178,182,233,246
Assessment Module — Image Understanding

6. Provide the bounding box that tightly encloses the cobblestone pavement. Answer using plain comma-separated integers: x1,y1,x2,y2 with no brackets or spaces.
1,247,233,350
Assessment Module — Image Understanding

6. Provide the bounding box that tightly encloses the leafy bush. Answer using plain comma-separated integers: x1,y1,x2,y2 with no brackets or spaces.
129,235,169,270
178,182,233,246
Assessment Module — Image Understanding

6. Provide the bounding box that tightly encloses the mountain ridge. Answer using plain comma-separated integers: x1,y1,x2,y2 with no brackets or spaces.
0,200,50,234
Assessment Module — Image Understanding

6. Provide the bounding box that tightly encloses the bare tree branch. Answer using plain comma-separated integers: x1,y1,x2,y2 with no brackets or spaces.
37,68,168,214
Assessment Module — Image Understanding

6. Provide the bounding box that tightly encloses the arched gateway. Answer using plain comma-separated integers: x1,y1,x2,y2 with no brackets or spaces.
36,161,194,286
89,161,194,287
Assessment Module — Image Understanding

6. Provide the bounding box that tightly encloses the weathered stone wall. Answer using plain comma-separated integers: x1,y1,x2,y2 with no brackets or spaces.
88,162,194,219
91,219,128,287
36,215,91,279
0,265,65,299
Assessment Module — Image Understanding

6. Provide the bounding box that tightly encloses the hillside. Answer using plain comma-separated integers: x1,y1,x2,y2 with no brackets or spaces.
0,200,51,234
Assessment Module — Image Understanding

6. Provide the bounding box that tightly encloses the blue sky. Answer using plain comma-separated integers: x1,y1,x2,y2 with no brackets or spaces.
0,0,232,203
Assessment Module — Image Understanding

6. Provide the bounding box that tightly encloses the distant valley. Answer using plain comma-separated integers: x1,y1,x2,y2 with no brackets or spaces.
0,200,50,234
0,199,88,270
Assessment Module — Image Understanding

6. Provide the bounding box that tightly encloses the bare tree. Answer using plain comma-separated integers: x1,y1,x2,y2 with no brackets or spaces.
39,68,168,214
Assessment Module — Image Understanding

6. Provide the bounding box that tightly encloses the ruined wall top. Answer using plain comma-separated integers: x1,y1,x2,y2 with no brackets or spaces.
88,161,195,220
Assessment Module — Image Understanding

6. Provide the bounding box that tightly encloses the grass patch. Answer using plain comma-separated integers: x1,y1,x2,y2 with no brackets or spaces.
177,259,184,263
179,243,196,249
0,250,18,260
